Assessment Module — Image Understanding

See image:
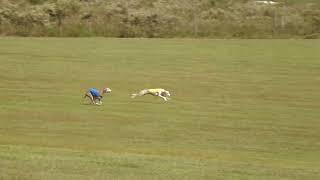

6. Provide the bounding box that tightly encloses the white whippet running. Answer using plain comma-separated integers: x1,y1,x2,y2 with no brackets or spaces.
131,88,171,101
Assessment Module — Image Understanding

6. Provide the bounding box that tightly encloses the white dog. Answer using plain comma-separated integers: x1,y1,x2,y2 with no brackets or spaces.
255,1,279,5
131,88,171,101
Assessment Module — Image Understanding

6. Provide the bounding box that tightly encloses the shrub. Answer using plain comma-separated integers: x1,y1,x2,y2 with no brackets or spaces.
0,0,319,38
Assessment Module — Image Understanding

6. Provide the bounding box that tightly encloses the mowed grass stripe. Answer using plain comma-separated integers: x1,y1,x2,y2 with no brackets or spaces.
0,38,319,179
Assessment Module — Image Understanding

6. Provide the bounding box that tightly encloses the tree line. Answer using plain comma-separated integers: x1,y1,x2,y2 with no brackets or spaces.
0,0,320,38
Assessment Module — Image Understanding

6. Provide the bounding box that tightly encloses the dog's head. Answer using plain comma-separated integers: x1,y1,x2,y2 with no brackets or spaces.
161,90,171,97
103,88,112,94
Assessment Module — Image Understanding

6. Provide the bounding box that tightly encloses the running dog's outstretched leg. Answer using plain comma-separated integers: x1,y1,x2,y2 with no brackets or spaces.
158,94,168,101
84,91,95,104
94,97,102,105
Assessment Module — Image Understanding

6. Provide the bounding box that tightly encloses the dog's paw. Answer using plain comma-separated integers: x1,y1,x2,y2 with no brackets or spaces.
95,102,102,105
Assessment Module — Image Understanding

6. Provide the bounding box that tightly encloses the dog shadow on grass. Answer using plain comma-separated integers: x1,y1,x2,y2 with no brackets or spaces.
81,101,100,106
81,103,93,106
80,97,170,106
128,99,168,105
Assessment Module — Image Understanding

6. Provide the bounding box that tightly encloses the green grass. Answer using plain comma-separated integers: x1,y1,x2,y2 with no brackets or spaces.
0,37,320,179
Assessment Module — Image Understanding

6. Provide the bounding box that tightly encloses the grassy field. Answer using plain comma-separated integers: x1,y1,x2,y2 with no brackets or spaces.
0,38,319,180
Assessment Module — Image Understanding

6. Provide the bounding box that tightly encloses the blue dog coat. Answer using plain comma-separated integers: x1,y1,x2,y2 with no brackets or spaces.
89,88,101,98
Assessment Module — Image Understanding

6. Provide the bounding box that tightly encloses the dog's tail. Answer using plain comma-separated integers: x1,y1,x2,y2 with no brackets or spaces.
131,93,137,98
